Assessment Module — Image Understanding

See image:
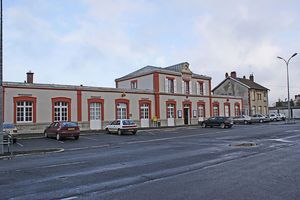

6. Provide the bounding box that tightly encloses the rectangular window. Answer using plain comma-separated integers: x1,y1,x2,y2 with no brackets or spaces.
140,104,149,119
198,105,205,117
197,82,204,95
258,106,262,114
167,104,175,118
90,102,101,120
184,81,190,94
131,80,137,89
168,79,174,93
252,106,256,115
213,106,219,117
54,101,68,122
234,105,240,116
16,101,33,122
224,105,230,117
117,103,127,119
257,93,262,100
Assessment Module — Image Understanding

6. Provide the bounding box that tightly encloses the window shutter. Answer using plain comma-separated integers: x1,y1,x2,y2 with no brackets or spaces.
182,80,185,94
196,82,200,95
203,82,207,95
174,79,177,93
165,78,168,92
189,81,192,94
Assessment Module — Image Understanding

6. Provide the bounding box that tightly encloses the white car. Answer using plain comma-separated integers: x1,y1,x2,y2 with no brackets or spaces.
267,113,278,121
105,119,138,135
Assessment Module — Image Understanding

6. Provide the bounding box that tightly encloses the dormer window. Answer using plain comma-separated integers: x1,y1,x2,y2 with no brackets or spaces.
131,80,138,89
184,81,190,94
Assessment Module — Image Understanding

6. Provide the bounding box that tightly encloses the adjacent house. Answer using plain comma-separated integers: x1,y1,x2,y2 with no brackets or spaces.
212,71,269,115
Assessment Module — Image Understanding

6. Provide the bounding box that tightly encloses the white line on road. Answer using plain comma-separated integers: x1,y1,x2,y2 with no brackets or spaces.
80,136,99,141
59,141,64,144
60,196,78,200
66,144,110,151
39,161,86,169
16,142,24,147
285,129,300,133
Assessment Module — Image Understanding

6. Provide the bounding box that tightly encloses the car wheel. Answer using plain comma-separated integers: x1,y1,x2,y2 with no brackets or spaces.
74,135,79,140
13,138,17,144
244,120,248,125
220,123,226,129
118,129,122,136
201,123,207,128
132,131,137,135
44,131,48,138
259,119,263,123
56,133,61,141
105,128,110,134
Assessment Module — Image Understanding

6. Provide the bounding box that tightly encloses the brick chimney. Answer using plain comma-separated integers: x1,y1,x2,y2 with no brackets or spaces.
249,74,254,81
230,71,237,78
26,71,34,84
225,72,229,78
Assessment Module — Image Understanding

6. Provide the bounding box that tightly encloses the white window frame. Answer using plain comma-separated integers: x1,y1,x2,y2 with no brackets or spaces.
140,104,149,119
90,102,101,120
16,101,33,123
117,103,127,119
54,101,68,122
167,104,175,118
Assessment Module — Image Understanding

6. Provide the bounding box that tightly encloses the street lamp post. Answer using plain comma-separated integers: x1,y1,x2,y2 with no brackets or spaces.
277,53,298,123
0,0,3,155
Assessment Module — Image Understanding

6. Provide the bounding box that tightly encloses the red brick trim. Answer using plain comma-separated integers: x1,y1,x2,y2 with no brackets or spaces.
115,98,130,119
77,90,82,122
139,99,152,119
13,96,37,123
87,98,104,121
51,97,71,122
166,100,177,118
153,72,160,119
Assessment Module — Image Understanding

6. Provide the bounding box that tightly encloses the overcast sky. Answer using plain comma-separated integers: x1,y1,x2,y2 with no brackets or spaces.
4,0,300,105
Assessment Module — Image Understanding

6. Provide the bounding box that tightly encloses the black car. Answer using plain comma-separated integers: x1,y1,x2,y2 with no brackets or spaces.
201,117,233,128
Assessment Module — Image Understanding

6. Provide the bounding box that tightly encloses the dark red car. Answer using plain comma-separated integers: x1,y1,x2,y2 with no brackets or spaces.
44,122,80,140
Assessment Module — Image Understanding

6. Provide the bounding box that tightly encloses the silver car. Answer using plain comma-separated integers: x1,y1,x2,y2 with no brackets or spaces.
233,115,253,124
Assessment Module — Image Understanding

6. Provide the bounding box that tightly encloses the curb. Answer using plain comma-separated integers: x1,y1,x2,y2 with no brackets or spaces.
0,148,64,160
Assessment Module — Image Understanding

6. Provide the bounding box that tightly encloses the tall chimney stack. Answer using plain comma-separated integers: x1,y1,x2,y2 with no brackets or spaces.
27,71,34,84
249,74,254,81
225,72,229,78
230,71,237,78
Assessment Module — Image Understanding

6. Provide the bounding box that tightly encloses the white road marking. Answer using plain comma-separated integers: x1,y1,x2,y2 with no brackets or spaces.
269,139,292,143
285,129,300,133
80,136,98,141
59,141,64,144
16,142,23,147
60,196,78,200
125,134,202,144
39,161,85,169
66,144,110,151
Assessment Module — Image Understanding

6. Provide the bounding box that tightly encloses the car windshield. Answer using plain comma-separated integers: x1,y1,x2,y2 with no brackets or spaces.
123,120,135,125
3,124,15,129
62,122,78,127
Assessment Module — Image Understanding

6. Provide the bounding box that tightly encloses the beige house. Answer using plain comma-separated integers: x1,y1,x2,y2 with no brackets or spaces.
3,63,243,133
212,71,269,115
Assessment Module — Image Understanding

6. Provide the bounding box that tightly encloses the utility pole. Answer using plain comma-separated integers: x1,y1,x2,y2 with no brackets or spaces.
277,53,298,123
0,0,3,154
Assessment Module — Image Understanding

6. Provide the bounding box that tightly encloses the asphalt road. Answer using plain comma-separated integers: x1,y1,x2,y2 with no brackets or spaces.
1,122,300,200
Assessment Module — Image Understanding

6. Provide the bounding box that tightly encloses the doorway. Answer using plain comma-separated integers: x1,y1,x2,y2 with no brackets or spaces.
183,105,190,125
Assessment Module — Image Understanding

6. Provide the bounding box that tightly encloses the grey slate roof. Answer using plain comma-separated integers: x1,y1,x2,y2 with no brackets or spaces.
212,76,269,92
236,78,269,90
115,62,211,81
3,82,154,93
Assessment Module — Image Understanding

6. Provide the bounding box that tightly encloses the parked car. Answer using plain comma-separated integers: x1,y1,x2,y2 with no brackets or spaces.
105,119,137,135
201,117,233,129
267,113,278,121
44,121,80,140
251,114,269,123
277,113,286,121
232,115,253,124
3,123,18,143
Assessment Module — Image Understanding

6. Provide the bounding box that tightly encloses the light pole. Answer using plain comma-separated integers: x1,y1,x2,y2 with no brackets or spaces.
0,0,3,155
277,53,297,123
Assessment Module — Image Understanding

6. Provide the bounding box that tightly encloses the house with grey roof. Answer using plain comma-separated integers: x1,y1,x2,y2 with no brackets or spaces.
212,71,269,115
